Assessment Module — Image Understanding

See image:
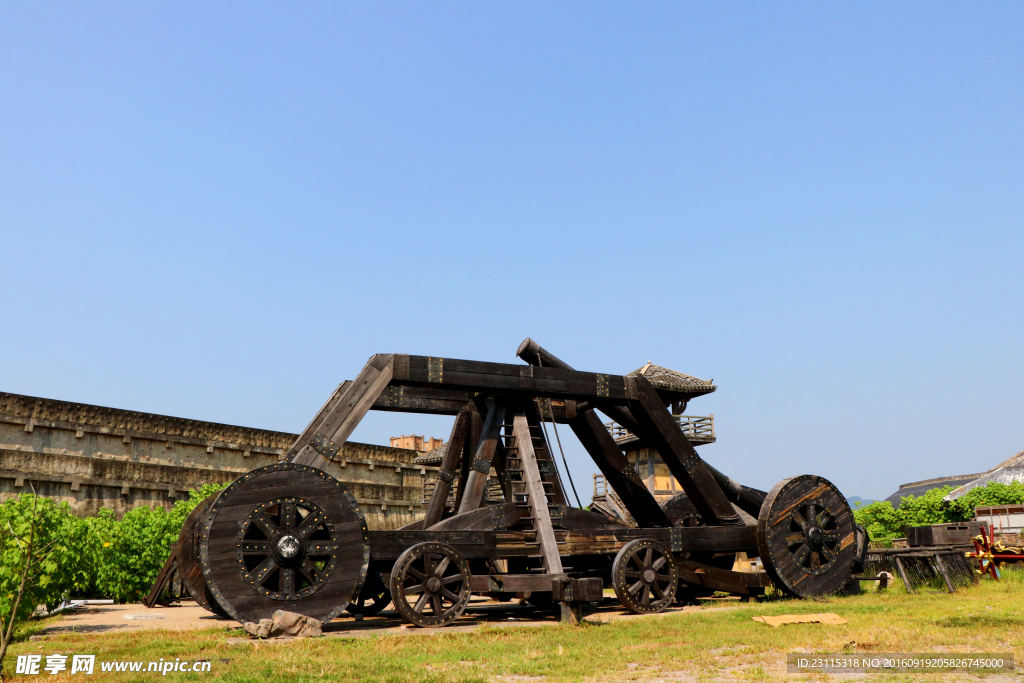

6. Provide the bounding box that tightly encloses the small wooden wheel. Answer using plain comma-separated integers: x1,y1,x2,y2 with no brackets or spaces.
612,539,678,614
389,542,471,627
346,569,392,616
757,475,856,598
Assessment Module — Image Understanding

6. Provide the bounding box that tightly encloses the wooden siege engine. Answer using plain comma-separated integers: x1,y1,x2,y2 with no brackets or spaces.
168,340,866,628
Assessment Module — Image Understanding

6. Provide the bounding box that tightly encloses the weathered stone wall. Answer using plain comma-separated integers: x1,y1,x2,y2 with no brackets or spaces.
0,391,435,530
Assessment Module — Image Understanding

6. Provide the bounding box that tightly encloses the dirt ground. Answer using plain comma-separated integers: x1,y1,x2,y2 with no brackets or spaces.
37,595,734,640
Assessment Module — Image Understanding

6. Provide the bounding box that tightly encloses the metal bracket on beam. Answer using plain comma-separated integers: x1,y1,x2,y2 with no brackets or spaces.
670,527,684,553
427,357,444,383
437,468,456,484
620,464,637,480
309,432,342,460
471,457,491,474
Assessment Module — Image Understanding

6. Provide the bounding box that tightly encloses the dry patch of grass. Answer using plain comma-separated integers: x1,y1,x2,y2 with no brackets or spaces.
4,568,1024,682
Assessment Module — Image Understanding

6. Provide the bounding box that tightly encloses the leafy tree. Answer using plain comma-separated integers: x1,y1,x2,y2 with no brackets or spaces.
0,491,77,674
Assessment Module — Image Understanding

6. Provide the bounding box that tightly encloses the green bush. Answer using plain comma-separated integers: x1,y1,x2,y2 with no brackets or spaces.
0,483,227,608
854,481,1024,545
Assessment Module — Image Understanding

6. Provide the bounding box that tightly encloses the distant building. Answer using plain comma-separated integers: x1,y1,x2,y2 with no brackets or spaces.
882,448,1024,508
389,435,444,452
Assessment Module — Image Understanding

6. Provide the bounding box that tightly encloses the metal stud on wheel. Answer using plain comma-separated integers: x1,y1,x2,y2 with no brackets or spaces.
389,542,471,627
612,539,678,614
757,475,856,598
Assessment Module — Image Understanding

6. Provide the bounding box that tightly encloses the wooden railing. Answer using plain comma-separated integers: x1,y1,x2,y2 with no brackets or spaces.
605,414,715,443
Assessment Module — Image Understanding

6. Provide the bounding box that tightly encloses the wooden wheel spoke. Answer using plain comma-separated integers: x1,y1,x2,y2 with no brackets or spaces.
791,511,807,527
809,552,820,570
655,573,672,583
431,594,444,616
407,566,426,580
822,530,839,542
413,593,430,612
279,501,297,532
651,582,665,600
628,580,644,595
294,513,322,540
241,541,271,553
820,545,834,562
624,570,643,579
297,560,318,586
403,583,426,595
785,533,804,544
251,557,277,582
652,555,667,571
441,588,461,602
442,574,463,585
643,548,653,566
434,557,451,574
640,585,650,605
791,544,810,567
251,512,279,538
303,542,335,555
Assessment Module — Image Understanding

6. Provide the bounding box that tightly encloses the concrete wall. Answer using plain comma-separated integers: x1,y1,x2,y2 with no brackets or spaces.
0,391,436,530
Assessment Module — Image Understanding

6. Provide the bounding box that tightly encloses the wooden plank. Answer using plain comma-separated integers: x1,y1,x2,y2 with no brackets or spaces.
428,502,521,532
675,559,769,594
514,405,563,574
627,375,742,526
456,398,507,514
934,553,956,593
468,573,568,593
292,355,394,469
143,550,178,608
422,409,471,528
370,385,473,415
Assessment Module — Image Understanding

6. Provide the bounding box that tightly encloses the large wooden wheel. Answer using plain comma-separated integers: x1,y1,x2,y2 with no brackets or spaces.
177,492,228,617
612,539,678,614
757,475,856,598
199,463,369,624
389,542,471,628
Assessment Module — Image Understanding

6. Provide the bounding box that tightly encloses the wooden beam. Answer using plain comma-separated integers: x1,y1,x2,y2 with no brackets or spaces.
283,381,352,460
422,409,471,528
456,398,507,515
454,399,484,513
627,375,743,526
371,384,475,415
568,410,672,527
291,354,394,469
390,354,632,404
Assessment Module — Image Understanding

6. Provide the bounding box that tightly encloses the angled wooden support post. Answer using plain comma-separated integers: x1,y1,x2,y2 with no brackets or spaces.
626,375,743,526
422,409,472,528
524,401,569,506
282,380,352,461
456,398,507,515
291,354,395,470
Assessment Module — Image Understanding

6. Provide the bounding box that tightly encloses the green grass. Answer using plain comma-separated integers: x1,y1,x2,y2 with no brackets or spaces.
5,569,1024,682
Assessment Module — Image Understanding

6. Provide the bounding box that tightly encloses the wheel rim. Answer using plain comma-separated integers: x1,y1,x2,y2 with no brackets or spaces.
389,542,470,627
613,539,678,614
757,475,856,598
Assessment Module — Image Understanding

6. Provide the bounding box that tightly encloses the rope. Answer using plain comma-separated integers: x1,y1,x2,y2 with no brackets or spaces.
534,356,582,508
536,396,582,509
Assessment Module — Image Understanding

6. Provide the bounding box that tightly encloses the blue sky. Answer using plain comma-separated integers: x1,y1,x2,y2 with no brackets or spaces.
1,3,1021,501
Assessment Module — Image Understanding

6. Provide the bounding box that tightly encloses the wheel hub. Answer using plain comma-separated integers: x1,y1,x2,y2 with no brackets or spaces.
275,535,302,563
426,575,442,593
805,526,824,551
642,568,656,584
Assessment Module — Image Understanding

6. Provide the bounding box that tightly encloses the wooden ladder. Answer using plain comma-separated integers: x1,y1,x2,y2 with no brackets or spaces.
502,407,565,574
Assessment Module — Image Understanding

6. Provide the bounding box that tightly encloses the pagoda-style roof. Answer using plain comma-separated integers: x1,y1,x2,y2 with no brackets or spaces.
412,443,447,465
627,362,716,398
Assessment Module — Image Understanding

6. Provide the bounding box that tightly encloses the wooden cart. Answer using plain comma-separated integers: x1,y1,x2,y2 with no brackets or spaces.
174,340,864,627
